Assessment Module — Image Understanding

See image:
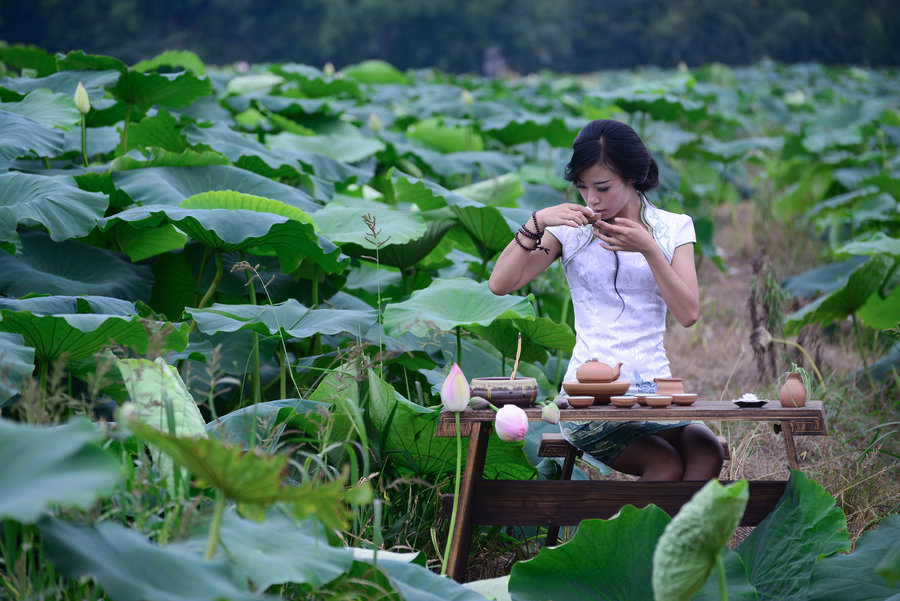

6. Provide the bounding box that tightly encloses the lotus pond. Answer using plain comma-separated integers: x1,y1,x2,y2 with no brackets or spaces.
0,46,898,600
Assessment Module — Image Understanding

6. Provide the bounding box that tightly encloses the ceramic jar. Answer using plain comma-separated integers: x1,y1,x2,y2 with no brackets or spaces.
654,377,684,396
779,373,807,407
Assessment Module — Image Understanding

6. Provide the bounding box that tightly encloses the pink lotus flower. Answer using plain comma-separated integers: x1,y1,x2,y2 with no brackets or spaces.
440,363,470,412
495,404,529,441
541,402,560,425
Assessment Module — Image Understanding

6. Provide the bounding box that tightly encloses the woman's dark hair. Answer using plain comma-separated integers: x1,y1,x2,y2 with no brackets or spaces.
563,119,659,192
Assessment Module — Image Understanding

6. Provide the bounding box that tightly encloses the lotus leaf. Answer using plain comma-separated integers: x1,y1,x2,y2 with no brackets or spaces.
0,227,153,300
0,300,189,363
132,50,206,76
807,515,900,600
187,299,377,340
111,164,318,212
0,331,34,404
110,69,212,109
0,171,109,242
0,88,80,130
203,509,353,589
0,108,65,167
736,470,851,601
0,418,121,523
39,516,264,601
97,204,347,274
509,505,671,601
382,277,535,337
314,196,427,249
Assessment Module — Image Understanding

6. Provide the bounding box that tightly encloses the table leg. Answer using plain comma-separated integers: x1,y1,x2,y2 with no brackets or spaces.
446,421,492,582
781,421,800,470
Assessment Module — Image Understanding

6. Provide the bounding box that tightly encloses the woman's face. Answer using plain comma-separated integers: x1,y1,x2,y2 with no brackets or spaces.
574,163,638,221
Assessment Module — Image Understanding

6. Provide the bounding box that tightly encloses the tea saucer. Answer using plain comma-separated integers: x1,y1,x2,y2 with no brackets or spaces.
562,380,631,405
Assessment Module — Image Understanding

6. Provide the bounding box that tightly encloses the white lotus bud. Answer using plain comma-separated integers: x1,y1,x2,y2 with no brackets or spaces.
74,82,91,115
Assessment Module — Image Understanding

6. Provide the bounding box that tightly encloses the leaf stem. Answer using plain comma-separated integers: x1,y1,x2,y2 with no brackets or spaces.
441,411,463,576
190,251,224,334
716,552,728,601
204,490,226,560
80,114,88,166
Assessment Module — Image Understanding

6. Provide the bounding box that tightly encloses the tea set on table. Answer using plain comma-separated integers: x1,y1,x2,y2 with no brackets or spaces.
561,359,698,409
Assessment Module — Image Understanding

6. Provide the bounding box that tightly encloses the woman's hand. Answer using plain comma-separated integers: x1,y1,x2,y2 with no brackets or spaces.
534,204,596,230
592,217,655,254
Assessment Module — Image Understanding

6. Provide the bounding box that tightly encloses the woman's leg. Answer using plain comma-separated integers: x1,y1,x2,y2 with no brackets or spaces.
608,434,684,481
658,424,724,481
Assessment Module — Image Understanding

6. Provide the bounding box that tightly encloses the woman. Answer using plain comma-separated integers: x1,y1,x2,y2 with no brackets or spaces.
489,119,723,481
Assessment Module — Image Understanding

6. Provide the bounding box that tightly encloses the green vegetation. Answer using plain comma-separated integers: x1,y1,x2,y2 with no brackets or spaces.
0,44,898,600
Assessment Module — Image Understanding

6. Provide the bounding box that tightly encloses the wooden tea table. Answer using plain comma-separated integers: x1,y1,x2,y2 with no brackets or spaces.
435,400,826,582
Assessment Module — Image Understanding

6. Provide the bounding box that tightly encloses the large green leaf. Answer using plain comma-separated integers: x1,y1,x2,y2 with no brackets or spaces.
267,130,385,163
206,509,353,589
132,50,206,76
118,108,187,153
0,228,153,300
0,108,65,166
182,123,311,181
109,69,212,108
111,164,319,212
0,331,34,404
0,70,120,103
785,255,893,335
392,174,525,251
0,418,121,523
382,277,534,337
39,516,263,601
375,557,492,601
468,317,575,363
0,88,80,130
0,172,108,242
0,44,58,77
807,515,900,600
375,218,457,269
736,471,851,601
480,112,581,147
508,505,671,601
314,195,427,249
187,299,377,339
0,303,189,363
98,204,347,274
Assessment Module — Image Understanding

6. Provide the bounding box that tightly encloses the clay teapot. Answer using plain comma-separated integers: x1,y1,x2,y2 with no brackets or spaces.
576,359,622,383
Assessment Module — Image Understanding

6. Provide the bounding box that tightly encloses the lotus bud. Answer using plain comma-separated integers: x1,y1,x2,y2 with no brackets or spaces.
368,112,383,133
440,363,469,412
461,89,474,107
74,82,91,115
495,404,528,442
323,61,335,78
541,402,560,425
468,396,490,410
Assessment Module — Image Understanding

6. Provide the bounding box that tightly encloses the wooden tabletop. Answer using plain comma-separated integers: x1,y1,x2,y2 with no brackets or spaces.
435,400,826,437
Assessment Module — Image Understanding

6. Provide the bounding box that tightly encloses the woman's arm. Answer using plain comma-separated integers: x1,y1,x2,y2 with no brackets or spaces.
488,203,595,295
593,218,699,327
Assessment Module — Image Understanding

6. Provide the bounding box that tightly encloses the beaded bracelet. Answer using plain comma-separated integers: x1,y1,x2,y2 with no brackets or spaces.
519,211,543,238
514,231,550,254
